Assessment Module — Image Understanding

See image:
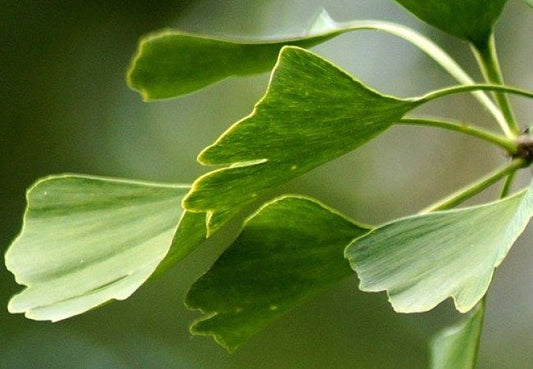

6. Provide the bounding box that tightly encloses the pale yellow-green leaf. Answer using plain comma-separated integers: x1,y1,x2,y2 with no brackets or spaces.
345,181,533,313
6,175,191,321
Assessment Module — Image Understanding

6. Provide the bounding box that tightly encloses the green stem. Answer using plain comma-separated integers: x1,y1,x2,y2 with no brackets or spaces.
421,158,526,213
472,35,520,137
419,84,533,106
399,117,517,154
500,171,517,198
336,20,506,127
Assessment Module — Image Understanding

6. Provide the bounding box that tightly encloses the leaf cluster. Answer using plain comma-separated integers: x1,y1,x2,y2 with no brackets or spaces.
5,1,533,368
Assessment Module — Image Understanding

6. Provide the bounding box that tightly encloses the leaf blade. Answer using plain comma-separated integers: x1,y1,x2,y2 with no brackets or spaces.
185,195,370,351
5,175,192,321
393,0,508,47
183,45,416,233
345,181,533,313
127,11,494,108
127,25,339,100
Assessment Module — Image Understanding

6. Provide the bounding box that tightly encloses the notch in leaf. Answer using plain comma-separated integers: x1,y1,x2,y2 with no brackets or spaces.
345,179,533,314
185,195,370,352
5,175,202,321
183,45,417,234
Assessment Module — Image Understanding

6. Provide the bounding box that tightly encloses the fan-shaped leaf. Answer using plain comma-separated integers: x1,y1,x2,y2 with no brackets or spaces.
127,10,341,100
127,11,489,102
185,196,370,351
393,0,507,48
345,181,533,313
5,175,194,321
183,46,417,234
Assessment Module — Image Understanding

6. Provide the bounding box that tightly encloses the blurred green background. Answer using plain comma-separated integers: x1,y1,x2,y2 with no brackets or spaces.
2,1,533,368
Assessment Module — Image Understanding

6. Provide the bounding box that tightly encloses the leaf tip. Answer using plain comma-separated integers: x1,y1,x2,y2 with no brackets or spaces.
6,295,22,315
451,297,478,315
196,146,213,166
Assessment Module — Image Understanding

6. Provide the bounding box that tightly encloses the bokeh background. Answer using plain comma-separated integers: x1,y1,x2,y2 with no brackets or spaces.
2,1,533,368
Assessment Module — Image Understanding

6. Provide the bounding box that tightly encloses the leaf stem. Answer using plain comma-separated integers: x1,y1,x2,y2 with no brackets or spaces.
419,84,533,107
336,20,506,127
472,35,520,137
500,172,517,198
399,117,517,154
421,158,527,213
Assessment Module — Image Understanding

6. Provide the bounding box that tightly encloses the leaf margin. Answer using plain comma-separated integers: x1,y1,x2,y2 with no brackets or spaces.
185,194,372,352
5,174,195,321
344,180,533,314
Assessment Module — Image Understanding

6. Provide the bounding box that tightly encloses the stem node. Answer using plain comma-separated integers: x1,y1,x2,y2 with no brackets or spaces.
514,133,533,163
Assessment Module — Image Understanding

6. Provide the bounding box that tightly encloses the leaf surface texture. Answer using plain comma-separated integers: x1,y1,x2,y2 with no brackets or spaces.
184,46,416,233
186,196,370,351
6,175,192,321
345,181,533,313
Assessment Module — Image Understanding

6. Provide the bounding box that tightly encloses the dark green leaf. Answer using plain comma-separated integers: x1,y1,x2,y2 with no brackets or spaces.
185,196,370,351
128,11,486,101
393,0,507,48
183,46,417,234
127,10,341,99
345,181,533,313
430,301,485,369
5,175,193,321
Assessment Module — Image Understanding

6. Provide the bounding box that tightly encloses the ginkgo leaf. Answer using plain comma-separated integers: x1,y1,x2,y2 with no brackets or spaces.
183,46,418,234
5,175,196,321
127,10,491,104
345,180,533,314
523,0,533,8
185,195,370,351
393,0,508,48
127,10,340,100
430,302,485,369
